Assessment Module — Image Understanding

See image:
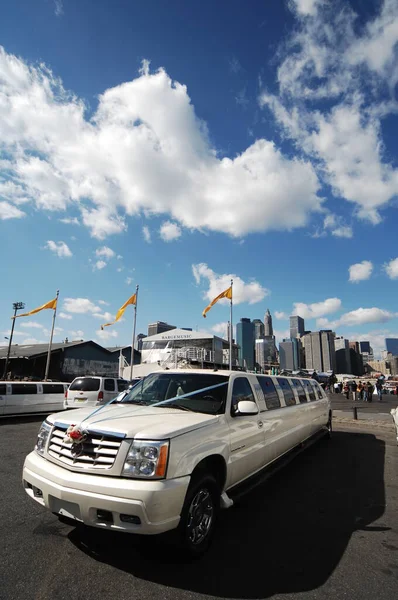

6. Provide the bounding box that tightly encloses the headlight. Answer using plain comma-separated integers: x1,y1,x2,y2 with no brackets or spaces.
122,440,169,479
35,421,52,455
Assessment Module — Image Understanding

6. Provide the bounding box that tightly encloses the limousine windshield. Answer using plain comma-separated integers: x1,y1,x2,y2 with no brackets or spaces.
121,372,229,414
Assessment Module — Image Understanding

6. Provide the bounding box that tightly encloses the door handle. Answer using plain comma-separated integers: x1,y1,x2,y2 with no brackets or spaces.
257,420,263,428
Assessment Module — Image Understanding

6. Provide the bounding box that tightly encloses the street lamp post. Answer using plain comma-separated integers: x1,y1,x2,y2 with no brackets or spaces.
3,302,25,380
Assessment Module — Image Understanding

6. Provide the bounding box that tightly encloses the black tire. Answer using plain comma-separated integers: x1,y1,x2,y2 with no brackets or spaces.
326,413,332,439
176,473,219,558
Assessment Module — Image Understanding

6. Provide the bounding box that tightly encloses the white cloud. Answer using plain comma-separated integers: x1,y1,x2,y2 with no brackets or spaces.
58,312,72,320
117,267,124,272
95,246,115,259
349,260,373,283
274,328,291,344
0,47,322,239
45,240,72,258
96,328,118,341
0,201,25,220
142,225,151,243
59,217,79,225
290,297,341,320
125,277,133,285
318,307,397,329
323,214,353,239
260,0,398,225
69,330,84,339
159,221,182,242
98,300,110,306
117,255,123,260
290,0,324,17
63,297,101,314
192,263,269,306
21,337,46,344
94,260,107,271
275,311,288,320
384,257,398,280
211,322,236,340
20,321,44,329
92,311,113,322
54,0,63,17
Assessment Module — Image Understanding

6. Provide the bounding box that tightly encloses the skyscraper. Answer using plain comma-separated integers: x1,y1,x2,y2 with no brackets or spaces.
302,330,336,372
236,318,255,370
386,338,398,356
279,338,301,371
289,315,305,339
264,309,273,336
334,336,351,374
147,321,176,336
253,319,265,340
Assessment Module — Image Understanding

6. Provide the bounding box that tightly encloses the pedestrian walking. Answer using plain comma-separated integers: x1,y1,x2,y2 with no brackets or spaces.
334,381,340,394
376,380,383,402
363,385,368,402
343,383,349,399
357,382,363,401
367,382,373,402
350,380,358,402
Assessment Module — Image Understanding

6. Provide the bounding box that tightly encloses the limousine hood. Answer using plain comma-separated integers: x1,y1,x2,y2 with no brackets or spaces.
49,404,217,439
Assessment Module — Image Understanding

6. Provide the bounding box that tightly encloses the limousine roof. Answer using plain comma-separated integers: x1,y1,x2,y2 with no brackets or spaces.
136,369,318,380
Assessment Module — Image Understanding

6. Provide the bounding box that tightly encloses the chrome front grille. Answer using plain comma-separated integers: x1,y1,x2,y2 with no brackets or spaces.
47,426,122,470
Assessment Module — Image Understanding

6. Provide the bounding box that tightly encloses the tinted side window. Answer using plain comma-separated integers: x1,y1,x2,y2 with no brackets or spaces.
11,384,37,395
302,379,316,401
0,384,6,395
310,380,323,400
117,380,129,392
276,378,296,406
231,377,256,415
291,379,307,403
257,376,281,410
42,384,64,394
104,379,116,391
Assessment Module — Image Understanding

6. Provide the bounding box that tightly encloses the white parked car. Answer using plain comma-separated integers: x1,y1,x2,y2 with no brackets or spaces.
63,376,129,409
0,381,69,416
23,370,331,556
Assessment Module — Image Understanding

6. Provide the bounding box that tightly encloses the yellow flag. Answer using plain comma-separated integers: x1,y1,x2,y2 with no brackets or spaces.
15,297,57,318
101,293,137,329
202,286,232,318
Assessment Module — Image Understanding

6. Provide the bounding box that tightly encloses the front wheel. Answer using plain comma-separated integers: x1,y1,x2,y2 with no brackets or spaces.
176,473,219,558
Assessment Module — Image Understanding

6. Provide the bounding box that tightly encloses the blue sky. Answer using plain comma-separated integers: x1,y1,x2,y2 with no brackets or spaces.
0,0,397,357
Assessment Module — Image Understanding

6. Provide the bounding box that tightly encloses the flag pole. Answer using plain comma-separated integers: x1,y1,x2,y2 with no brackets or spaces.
44,290,59,381
229,279,233,370
129,285,139,381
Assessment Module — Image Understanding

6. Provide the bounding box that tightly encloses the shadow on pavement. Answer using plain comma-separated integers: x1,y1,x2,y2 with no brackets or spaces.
67,431,387,599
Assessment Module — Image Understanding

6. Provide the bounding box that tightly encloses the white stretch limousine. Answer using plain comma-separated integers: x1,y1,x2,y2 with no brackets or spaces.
0,381,69,416
23,370,331,556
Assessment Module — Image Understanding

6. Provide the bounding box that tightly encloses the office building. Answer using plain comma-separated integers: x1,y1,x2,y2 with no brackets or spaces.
348,342,364,375
264,309,273,337
136,333,147,351
290,315,305,339
236,318,255,370
253,319,265,340
147,321,176,337
255,337,277,371
279,338,301,371
386,338,398,356
302,330,336,372
359,341,370,354
334,336,351,374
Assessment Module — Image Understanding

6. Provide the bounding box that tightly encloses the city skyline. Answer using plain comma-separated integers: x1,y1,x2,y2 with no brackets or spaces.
1,1,397,358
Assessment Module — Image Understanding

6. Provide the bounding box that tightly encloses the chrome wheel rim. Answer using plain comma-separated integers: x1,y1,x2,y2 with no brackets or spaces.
187,488,214,545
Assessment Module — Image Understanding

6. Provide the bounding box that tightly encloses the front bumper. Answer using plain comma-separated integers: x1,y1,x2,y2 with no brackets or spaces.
23,451,190,535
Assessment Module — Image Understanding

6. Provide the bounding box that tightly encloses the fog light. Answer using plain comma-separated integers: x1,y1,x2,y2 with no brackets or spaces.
120,514,141,525
96,509,113,523
34,487,43,497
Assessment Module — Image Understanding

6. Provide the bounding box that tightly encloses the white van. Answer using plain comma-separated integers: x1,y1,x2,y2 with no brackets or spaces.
63,376,129,410
0,381,69,416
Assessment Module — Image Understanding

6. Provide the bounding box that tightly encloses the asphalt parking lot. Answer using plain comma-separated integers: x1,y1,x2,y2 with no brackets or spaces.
1,416,397,600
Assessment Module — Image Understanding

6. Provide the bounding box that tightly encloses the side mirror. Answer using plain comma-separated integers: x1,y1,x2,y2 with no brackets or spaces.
237,400,259,415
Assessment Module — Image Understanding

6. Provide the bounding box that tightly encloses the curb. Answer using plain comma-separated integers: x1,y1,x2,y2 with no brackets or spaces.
333,417,395,429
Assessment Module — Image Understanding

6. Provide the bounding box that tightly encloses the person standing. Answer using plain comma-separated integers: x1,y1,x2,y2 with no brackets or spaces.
376,380,383,402
350,380,358,402
357,382,363,401
334,381,340,394
367,381,374,402
363,384,368,402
